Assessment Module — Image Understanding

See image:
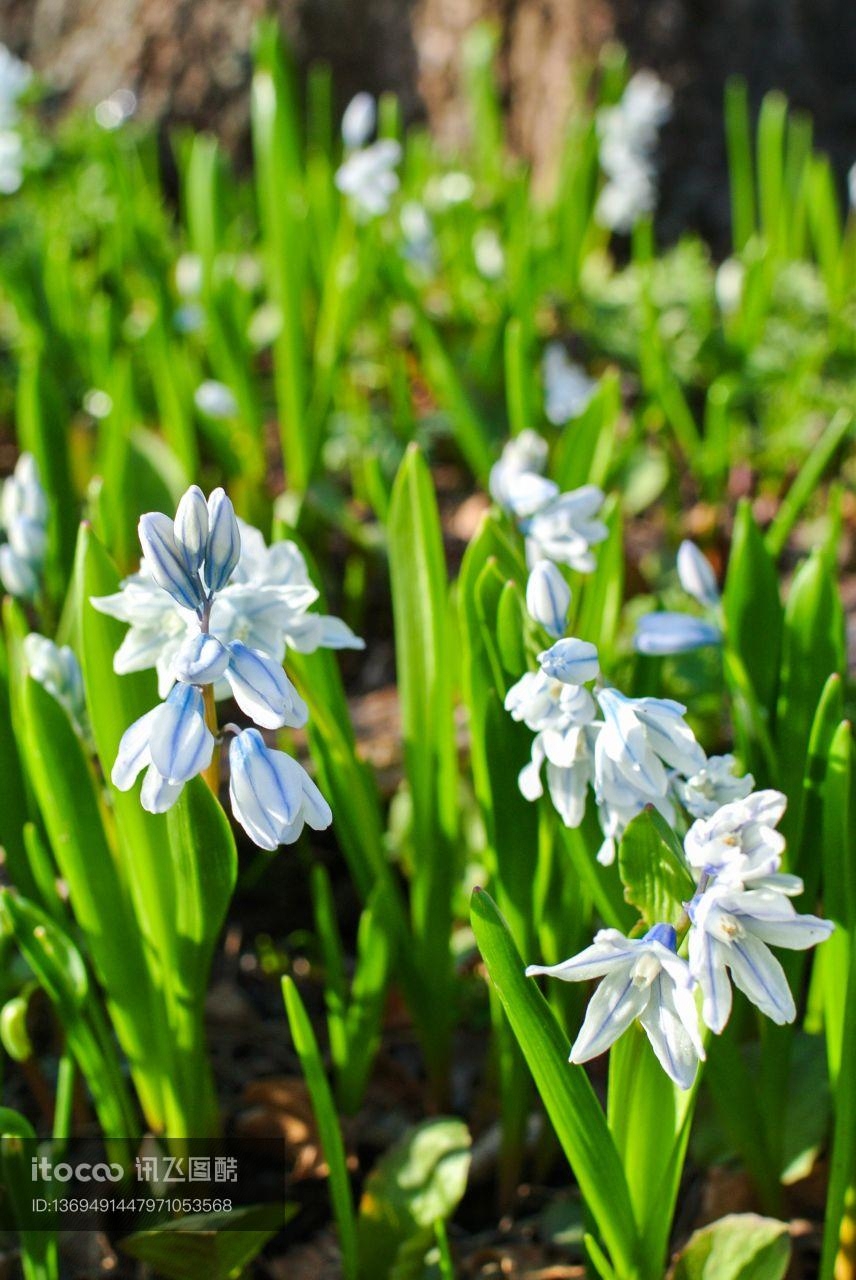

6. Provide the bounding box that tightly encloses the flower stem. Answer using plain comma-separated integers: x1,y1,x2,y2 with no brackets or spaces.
202,684,220,796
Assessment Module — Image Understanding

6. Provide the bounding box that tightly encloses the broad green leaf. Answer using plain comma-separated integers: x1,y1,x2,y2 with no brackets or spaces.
470,889,640,1278
618,808,696,929
388,445,458,1092
672,1214,790,1280
119,1204,282,1280
17,674,162,1126
0,892,138,1149
357,1119,471,1280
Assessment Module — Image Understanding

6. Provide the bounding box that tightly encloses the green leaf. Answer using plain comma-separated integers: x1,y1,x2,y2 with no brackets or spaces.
119,1204,282,1280
775,550,845,823
282,976,358,1280
0,892,137,1149
671,1214,790,1280
618,809,696,929
470,889,640,1278
723,500,783,715
357,1119,472,1280
388,445,459,1093
17,674,162,1126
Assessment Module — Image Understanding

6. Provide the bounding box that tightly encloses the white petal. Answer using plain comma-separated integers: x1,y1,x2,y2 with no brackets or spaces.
140,765,184,813
148,684,214,783
570,968,650,1061
538,637,599,685
111,707,158,790
689,928,733,1034
173,632,230,685
727,933,795,1025
677,541,719,607
224,641,307,729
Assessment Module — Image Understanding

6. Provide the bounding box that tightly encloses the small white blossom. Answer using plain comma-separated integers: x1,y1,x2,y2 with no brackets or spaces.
677,541,719,607
194,381,238,420
525,561,571,639
0,45,31,130
341,92,376,150
715,257,745,315
0,454,47,600
542,343,598,425
595,70,672,233
335,139,401,219
228,728,332,850
473,228,505,279
688,880,833,1034
527,923,704,1089
23,634,87,736
676,755,754,820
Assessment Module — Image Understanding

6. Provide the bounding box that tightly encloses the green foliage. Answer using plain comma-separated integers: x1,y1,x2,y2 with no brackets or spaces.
672,1215,790,1280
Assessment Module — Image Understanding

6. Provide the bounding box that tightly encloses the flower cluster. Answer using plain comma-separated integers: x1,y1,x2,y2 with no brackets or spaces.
0,453,47,601
528,790,833,1088
96,486,361,849
507,633,750,863
634,541,722,656
335,93,401,220
0,43,32,195
489,430,608,612
595,70,672,234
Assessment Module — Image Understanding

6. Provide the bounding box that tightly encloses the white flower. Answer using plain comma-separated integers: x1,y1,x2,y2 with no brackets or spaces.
425,171,474,209
676,755,754,820
527,923,704,1089
634,613,721,655
229,728,332,849
596,687,705,803
400,201,436,271
112,683,214,814
0,129,23,194
0,453,47,600
683,790,791,888
538,637,600,685
542,343,597,425
175,253,204,299
194,381,238,419
677,541,719,607
341,92,376,150
93,515,361,699
595,70,672,233
715,257,745,314
523,485,609,574
848,162,856,211
0,45,32,130
633,540,722,656
525,561,571,639
688,880,833,1034
23,634,87,734
489,431,557,518
335,139,401,219
505,670,597,829
473,228,505,279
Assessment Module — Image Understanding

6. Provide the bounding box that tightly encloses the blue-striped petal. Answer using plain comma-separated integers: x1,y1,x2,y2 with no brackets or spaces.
204,489,241,593
174,485,209,574
526,562,571,639
148,683,214,783
228,729,300,850
224,641,307,729
112,706,158,790
538,637,599,685
139,512,205,610
634,612,721,655
172,632,230,685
